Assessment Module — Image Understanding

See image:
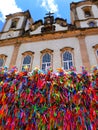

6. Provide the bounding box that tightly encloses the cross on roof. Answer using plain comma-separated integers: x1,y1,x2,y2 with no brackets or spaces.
45,11,54,17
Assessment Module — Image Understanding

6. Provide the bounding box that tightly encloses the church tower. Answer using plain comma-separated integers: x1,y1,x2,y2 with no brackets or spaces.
70,0,98,28
0,10,33,40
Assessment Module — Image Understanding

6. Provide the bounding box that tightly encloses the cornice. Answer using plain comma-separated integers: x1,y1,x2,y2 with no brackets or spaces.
75,18,98,23
6,10,31,20
0,28,98,47
71,1,92,9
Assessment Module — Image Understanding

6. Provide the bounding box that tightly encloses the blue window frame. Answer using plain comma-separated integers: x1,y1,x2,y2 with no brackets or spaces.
22,55,31,71
62,51,73,70
42,53,51,71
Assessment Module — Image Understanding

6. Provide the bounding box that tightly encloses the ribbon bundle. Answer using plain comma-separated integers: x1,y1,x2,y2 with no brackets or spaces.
0,66,98,129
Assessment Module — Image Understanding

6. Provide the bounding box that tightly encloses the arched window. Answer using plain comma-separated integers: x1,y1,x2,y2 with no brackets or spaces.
85,10,91,17
82,6,93,18
21,51,34,71
62,51,73,70
42,53,51,71
41,49,53,71
10,18,19,29
22,55,31,70
0,54,7,68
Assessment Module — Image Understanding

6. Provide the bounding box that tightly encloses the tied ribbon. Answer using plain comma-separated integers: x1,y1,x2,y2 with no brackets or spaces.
0,66,97,129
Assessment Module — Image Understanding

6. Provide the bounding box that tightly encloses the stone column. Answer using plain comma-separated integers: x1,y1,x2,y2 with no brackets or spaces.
78,35,90,70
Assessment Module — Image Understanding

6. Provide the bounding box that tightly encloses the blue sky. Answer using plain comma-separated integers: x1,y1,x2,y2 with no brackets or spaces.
0,0,82,31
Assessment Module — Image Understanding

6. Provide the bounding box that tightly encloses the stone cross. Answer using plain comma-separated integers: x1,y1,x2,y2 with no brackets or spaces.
46,11,54,17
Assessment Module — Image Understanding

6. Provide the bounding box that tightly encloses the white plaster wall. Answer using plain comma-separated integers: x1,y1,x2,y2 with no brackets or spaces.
55,24,68,31
3,16,25,32
85,35,98,67
3,19,12,32
0,31,20,40
30,26,42,35
80,21,89,28
25,19,32,31
16,37,82,72
30,24,68,35
96,20,98,26
16,16,25,29
92,5,98,18
0,45,14,67
76,6,85,20
80,20,98,28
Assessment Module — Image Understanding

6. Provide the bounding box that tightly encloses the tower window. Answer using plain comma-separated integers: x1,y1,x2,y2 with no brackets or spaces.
82,6,93,18
88,21,96,27
10,18,19,29
85,10,91,17
11,21,17,28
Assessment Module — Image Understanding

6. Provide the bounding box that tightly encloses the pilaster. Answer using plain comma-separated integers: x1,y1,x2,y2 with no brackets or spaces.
78,35,90,70
9,42,21,69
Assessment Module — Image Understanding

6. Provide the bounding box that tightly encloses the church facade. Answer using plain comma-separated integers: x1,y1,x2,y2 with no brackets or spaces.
0,0,98,72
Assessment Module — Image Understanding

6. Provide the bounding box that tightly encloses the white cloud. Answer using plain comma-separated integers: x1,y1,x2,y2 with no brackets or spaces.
0,0,22,22
41,0,59,14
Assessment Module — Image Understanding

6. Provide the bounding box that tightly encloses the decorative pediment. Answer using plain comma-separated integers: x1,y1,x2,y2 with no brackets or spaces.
41,12,55,33
40,48,53,54
31,20,43,31
55,18,67,27
60,47,74,52
22,51,34,56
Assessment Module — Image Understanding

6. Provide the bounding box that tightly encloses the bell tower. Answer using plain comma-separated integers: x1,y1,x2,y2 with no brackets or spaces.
0,10,33,40
70,0,98,28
